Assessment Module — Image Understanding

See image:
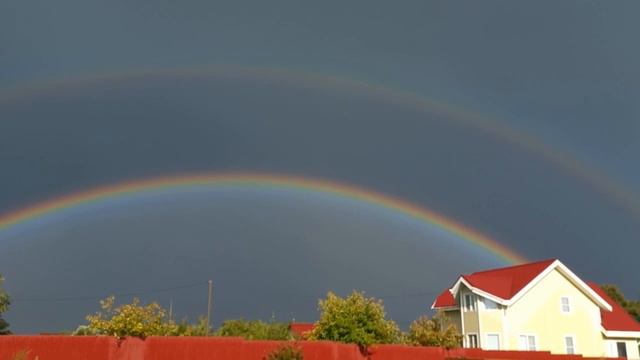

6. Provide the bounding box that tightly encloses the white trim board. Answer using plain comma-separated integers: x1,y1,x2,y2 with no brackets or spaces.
602,329,640,339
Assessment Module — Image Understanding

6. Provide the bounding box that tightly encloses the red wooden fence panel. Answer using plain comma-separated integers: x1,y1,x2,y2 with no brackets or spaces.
0,336,626,360
0,336,113,360
369,344,445,360
113,337,145,360
144,337,247,360
299,340,360,360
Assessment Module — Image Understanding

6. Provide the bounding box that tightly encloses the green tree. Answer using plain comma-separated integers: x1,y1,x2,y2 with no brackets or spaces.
407,312,461,349
216,318,292,340
601,284,640,322
0,274,10,335
84,295,178,338
175,315,211,336
308,291,401,348
72,325,99,336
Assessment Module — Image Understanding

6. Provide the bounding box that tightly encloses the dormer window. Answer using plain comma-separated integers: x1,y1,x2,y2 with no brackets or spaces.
561,297,571,313
464,294,477,311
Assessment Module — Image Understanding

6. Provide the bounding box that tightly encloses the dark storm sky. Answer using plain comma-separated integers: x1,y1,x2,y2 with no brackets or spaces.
1,1,639,333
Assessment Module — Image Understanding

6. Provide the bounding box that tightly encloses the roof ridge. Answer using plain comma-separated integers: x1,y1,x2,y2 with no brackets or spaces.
468,259,556,276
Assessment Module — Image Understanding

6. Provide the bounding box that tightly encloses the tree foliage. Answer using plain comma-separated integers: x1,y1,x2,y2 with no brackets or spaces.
72,325,99,336
175,315,211,336
601,284,640,322
11,350,29,360
264,344,304,360
308,291,401,347
407,312,461,349
85,296,178,338
216,318,292,340
0,274,10,335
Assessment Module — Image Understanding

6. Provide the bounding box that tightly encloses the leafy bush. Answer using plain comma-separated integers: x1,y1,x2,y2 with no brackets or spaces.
407,312,461,349
84,296,178,338
11,350,29,360
0,274,11,335
308,291,401,347
216,318,292,340
264,344,304,360
175,315,211,336
72,325,99,336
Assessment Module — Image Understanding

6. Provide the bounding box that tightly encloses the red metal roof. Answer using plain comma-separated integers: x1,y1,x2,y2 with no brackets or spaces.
462,259,556,300
433,289,457,308
289,323,316,338
587,282,640,332
433,259,556,309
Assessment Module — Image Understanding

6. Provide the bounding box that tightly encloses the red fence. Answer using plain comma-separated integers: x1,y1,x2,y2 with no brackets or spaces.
0,336,623,360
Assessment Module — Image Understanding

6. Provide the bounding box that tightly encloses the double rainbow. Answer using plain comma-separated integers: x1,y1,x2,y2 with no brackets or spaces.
2,66,638,220
0,172,527,265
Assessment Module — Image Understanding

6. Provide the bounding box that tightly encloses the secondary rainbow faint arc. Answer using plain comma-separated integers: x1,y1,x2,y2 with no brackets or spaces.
0,172,528,265
2,65,639,220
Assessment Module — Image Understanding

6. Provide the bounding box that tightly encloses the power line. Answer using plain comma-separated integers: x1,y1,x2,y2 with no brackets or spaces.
377,290,440,300
289,290,439,302
12,282,439,304
12,281,208,303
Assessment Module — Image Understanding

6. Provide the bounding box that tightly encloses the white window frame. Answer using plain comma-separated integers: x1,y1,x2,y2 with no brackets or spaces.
466,333,479,348
564,335,576,354
518,334,537,351
485,333,500,350
560,296,571,314
464,293,477,312
608,341,616,357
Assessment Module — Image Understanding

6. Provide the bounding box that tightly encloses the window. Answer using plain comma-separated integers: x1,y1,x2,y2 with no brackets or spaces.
467,334,478,348
486,334,500,350
484,298,498,310
464,294,477,311
616,342,627,358
518,335,536,351
564,336,575,354
561,297,571,313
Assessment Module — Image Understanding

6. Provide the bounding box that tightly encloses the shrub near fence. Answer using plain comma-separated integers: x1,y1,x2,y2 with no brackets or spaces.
0,336,627,360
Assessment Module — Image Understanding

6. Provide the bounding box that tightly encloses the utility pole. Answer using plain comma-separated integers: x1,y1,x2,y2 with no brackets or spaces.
206,280,213,336
168,299,173,322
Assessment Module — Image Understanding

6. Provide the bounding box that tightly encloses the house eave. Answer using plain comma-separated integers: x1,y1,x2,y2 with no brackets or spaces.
450,277,508,305
602,329,640,339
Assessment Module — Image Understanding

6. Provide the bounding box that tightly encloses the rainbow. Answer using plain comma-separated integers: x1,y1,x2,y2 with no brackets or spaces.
2,66,639,221
0,172,527,264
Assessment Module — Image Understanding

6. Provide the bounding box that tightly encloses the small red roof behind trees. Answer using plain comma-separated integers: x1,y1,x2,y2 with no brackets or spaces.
289,323,316,339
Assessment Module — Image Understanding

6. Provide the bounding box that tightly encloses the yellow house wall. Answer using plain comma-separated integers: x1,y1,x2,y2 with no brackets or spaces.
441,309,462,332
505,269,605,357
478,298,504,348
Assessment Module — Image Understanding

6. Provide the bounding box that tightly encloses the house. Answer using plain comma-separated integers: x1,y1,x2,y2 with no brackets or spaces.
289,322,316,339
431,259,640,359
